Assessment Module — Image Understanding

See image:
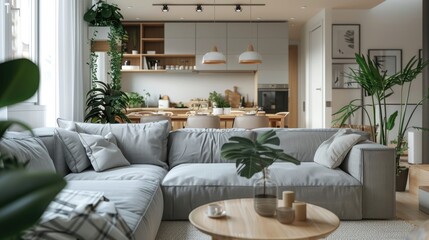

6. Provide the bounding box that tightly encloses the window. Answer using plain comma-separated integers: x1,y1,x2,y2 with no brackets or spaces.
1,0,38,103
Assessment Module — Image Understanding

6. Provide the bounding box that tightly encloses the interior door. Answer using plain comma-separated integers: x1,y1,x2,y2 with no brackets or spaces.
308,25,324,128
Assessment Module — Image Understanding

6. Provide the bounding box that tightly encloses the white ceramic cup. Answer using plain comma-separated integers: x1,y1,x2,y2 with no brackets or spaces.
207,204,222,216
132,50,138,54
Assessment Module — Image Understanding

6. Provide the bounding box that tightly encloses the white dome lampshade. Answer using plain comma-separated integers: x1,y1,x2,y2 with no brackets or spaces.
239,44,262,64
202,46,226,64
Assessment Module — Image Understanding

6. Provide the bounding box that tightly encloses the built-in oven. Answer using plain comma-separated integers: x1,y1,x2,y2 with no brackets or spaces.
257,84,289,114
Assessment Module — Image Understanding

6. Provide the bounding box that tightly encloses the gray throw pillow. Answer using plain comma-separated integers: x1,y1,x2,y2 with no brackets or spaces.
314,128,366,168
54,128,91,173
0,137,56,172
78,132,130,172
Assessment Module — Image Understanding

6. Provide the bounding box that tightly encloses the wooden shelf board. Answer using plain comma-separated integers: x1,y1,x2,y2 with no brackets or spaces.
123,54,142,57
142,54,195,58
142,38,164,42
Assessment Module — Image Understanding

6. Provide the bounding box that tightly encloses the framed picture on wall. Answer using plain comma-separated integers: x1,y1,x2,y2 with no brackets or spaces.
332,24,361,59
368,49,402,77
332,63,360,89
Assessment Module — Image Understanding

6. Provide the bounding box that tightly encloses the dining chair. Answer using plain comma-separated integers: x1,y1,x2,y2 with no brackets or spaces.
275,112,290,128
233,115,270,129
186,115,221,129
140,115,172,129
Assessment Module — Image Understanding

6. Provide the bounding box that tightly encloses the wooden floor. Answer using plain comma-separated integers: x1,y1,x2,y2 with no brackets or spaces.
396,190,429,226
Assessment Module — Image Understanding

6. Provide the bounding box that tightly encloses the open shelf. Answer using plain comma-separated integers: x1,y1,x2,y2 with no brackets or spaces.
121,22,196,74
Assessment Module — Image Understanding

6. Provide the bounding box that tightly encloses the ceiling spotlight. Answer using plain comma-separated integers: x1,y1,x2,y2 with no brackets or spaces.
162,4,169,12
235,4,242,12
196,4,203,12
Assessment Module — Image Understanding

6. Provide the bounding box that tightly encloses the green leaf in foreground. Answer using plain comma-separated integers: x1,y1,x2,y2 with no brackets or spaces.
0,171,66,239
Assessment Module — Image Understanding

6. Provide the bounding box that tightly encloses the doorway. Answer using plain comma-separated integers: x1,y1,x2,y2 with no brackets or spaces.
308,25,324,128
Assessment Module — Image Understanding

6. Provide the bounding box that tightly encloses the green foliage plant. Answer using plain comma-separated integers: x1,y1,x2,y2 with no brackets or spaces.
221,130,300,179
208,91,228,108
84,0,125,90
126,92,145,108
0,59,66,239
332,54,429,174
85,81,130,123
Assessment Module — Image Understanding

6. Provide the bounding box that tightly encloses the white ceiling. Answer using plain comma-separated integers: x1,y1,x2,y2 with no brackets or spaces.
109,0,385,41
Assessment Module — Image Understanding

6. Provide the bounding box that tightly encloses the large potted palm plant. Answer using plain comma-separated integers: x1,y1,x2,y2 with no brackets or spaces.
221,130,300,216
0,59,66,239
333,53,429,191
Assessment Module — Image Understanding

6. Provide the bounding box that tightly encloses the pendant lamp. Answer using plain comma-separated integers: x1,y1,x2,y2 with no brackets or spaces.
239,44,262,64
202,0,226,64
239,0,262,64
202,46,226,64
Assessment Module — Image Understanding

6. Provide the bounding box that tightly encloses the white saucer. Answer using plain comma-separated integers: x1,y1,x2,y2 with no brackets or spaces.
207,210,226,218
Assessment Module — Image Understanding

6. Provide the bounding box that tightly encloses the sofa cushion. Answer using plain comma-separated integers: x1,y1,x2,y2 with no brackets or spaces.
65,164,167,183
167,128,255,168
0,136,56,172
79,132,130,172
161,162,361,220
314,128,367,168
57,119,170,168
54,128,90,173
65,180,163,240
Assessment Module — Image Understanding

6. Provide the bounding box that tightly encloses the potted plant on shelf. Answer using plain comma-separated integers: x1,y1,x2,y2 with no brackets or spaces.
85,81,130,123
332,53,429,191
208,91,229,115
221,130,300,216
0,59,66,239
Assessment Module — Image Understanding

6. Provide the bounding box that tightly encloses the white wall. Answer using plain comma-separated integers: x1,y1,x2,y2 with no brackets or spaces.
121,72,256,107
331,0,422,141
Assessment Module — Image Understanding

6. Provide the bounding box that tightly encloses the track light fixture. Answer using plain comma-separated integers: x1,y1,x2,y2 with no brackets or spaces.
154,3,265,12
162,4,169,12
235,4,242,12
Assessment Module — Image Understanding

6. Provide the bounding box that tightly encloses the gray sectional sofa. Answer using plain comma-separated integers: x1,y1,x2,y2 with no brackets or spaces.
1,120,396,240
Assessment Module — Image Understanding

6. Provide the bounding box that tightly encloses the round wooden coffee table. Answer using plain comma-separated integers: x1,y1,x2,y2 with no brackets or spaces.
189,198,340,240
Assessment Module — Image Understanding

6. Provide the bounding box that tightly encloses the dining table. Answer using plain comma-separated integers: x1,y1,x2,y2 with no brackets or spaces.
126,113,285,130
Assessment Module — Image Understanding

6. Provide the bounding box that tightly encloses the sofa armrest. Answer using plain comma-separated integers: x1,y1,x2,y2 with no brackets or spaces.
340,141,396,219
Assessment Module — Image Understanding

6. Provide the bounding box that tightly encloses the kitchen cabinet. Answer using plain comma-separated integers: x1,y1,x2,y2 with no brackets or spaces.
165,23,196,54
227,23,258,71
257,22,289,84
120,21,288,76
195,23,227,71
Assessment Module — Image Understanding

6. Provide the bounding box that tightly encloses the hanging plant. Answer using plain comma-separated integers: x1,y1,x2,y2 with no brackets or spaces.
84,0,125,89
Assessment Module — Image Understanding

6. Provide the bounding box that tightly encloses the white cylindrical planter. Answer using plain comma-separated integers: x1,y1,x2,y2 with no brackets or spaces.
223,107,231,115
212,108,223,115
408,130,422,164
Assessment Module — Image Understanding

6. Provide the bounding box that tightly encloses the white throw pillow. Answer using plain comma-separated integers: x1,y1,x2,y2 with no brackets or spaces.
78,132,130,172
314,129,366,168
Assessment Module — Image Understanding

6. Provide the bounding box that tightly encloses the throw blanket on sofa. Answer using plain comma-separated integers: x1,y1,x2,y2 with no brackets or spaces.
23,190,133,240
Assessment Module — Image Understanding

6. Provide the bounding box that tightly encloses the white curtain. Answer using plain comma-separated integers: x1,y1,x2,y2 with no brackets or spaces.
56,0,91,122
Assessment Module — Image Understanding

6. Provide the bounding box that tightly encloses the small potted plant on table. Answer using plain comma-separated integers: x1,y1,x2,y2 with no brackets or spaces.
221,130,300,216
